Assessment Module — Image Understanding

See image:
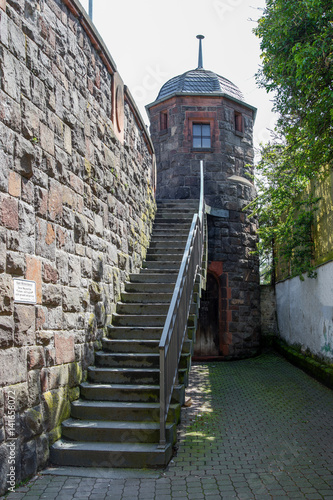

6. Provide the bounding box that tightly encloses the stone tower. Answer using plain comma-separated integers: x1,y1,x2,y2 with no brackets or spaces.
146,37,260,359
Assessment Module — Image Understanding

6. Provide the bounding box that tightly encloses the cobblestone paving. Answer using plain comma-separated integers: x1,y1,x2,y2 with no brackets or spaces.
2,351,333,499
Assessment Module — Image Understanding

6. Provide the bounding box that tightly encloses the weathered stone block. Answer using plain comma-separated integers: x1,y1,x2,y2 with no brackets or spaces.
26,255,42,304
36,432,49,469
95,301,106,327
43,263,58,284
0,273,13,313
40,122,54,156
94,213,103,237
0,90,21,132
67,362,82,388
21,178,34,206
8,16,25,61
1,194,19,230
6,250,25,275
62,286,81,312
27,370,41,407
68,255,80,287
81,257,92,279
0,315,13,348
54,332,74,364
55,252,68,285
0,150,9,193
21,97,40,140
4,382,28,413
14,304,36,346
0,348,27,386
92,253,104,281
27,346,45,370
14,136,35,179
0,444,10,495
36,218,56,261
8,171,21,197
42,388,70,432
21,439,37,479
48,178,63,222
42,284,62,307
0,47,20,101
21,408,42,442
89,281,102,303
47,306,63,330
0,9,8,46
74,213,88,244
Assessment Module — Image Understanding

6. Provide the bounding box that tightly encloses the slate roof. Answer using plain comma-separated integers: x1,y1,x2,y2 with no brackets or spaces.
155,68,244,103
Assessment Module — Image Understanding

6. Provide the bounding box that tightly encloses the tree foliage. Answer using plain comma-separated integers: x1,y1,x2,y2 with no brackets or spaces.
251,0,333,280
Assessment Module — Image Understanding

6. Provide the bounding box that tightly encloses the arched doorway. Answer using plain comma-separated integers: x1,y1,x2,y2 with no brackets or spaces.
194,272,220,357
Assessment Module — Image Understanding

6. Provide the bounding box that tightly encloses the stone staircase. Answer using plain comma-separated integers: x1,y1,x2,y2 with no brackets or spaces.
50,200,201,468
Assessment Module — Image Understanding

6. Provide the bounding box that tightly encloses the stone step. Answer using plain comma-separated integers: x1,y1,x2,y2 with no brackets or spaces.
121,291,173,303
88,366,160,385
142,261,181,271
155,211,195,219
152,223,191,231
156,199,198,209
145,253,183,262
116,303,169,316
129,272,177,281
61,418,176,445
112,313,166,327
95,352,160,368
107,325,163,340
148,239,187,248
154,217,193,225
80,382,160,402
85,365,186,387
70,400,181,424
130,272,177,281
50,440,173,468
114,302,196,320
124,282,175,293
101,338,159,353
101,337,191,356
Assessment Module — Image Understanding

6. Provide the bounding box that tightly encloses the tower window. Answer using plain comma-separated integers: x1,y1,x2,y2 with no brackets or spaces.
160,111,168,131
234,112,243,133
193,123,211,149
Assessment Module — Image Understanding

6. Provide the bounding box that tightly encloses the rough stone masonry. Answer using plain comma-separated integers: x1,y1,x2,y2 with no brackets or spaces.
0,0,155,493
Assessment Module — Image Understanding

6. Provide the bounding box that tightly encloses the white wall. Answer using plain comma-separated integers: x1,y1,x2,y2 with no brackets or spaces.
276,261,333,362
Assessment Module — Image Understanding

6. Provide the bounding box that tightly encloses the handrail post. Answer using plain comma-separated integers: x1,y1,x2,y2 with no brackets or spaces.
159,349,166,448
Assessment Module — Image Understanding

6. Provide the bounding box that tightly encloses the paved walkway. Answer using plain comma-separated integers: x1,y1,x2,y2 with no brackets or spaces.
2,351,333,499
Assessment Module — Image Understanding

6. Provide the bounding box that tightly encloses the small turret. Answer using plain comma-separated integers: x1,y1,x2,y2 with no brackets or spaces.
146,37,260,360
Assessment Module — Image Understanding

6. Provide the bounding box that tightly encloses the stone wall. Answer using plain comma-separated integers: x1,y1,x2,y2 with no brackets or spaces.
276,262,333,364
260,284,277,337
0,0,155,493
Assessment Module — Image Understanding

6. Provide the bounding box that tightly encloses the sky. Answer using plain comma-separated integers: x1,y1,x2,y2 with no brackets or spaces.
79,0,277,154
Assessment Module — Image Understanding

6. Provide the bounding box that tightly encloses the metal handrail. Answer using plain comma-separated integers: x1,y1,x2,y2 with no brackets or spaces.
159,161,205,448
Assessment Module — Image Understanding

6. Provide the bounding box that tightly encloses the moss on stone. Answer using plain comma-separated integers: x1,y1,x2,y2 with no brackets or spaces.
274,337,333,389
42,388,70,434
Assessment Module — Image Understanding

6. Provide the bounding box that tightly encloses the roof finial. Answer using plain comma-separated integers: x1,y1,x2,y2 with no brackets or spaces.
196,35,205,69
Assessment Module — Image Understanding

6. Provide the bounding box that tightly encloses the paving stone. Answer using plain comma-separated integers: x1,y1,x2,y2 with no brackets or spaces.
4,352,333,500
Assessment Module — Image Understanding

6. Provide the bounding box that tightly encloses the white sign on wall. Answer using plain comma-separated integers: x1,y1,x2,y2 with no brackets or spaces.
13,279,37,304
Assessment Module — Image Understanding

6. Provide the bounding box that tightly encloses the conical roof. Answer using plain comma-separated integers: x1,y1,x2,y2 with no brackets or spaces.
154,67,244,104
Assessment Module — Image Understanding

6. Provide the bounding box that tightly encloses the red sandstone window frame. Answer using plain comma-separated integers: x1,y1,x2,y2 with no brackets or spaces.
188,117,215,152
184,112,216,152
